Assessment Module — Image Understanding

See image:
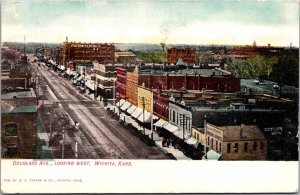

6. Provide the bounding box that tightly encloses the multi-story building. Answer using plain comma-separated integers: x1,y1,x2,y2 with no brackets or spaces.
115,52,137,63
153,87,169,120
168,96,192,140
137,85,153,113
228,42,284,59
205,123,267,160
139,69,240,93
167,48,196,64
61,40,115,67
115,67,127,101
1,88,38,158
126,66,139,106
93,62,116,101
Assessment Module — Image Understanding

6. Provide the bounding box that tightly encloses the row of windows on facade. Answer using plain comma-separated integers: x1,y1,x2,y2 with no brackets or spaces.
206,136,265,153
3,123,19,158
170,110,192,131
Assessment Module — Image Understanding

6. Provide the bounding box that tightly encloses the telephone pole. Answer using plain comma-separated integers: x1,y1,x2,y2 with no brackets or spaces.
179,114,190,141
141,97,145,135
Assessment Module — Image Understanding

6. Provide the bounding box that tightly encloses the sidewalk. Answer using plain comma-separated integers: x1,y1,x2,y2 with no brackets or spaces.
62,74,191,160
121,114,191,160
36,115,53,159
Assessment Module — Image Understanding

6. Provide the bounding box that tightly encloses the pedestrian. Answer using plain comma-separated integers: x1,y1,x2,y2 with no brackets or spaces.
166,139,170,147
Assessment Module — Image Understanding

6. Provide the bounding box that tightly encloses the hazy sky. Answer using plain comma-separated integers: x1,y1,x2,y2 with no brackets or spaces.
2,0,299,46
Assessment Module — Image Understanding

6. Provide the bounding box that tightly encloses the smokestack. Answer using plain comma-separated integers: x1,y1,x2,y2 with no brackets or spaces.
240,124,245,139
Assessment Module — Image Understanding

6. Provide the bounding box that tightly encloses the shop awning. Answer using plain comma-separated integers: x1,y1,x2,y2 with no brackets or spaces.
119,113,133,124
59,65,65,71
206,150,221,160
163,123,179,133
126,105,137,114
131,107,143,119
173,130,190,140
154,119,168,127
120,101,131,111
66,69,76,76
86,80,95,90
185,137,200,148
116,99,125,107
131,120,142,131
77,75,83,81
113,107,120,115
73,73,81,80
137,111,151,123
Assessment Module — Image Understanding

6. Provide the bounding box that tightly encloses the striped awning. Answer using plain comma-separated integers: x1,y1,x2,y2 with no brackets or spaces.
120,101,131,111
126,105,137,114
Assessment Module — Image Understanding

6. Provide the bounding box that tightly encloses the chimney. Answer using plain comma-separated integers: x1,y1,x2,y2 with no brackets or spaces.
240,124,245,139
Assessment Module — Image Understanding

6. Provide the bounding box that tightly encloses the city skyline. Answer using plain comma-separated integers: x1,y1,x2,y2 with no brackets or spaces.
2,0,299,46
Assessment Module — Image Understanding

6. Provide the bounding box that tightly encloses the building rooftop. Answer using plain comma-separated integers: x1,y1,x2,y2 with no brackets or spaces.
115,52,136,57
219,125,266,141
1,106,37,114
139,68,231,76
1,88,36,99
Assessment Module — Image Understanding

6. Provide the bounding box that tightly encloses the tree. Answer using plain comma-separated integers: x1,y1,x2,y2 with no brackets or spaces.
160,42,166,52
270,53,299,87
227,55,278,79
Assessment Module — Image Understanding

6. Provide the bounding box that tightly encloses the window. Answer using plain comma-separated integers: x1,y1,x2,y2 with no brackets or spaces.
260,142,264,151
196,134,199,140
253,142,257,151
207,137,210,146
244,142,248,152
193,132,196,138
211,138,213,148
216,140,218,151
3,144,18,158
172,110,175,122
234,143,238,153
227,143,231,153
177,113,178,124
4,123,18,136
219,143,222,153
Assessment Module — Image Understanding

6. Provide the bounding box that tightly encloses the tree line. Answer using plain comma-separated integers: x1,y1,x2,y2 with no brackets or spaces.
227,51,299,87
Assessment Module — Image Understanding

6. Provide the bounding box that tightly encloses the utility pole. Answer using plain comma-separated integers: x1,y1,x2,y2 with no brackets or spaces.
75,141,78,159
204,115,207,159
142,97,145,135
62,127,65,159
84,68,86,93
150,89,154,140
113,80,116,107
179,114,190,141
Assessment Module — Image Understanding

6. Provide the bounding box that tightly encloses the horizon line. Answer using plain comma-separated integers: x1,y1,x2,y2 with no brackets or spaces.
2,41,298,48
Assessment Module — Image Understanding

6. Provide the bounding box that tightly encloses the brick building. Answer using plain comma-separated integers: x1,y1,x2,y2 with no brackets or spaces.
137,85,152,113
115,67,127,101
205,123,267,160
153,87,169,120
228,42,284,58
60,39,115,67
167,48,196,64
1,88,38,158
126,66,139,106
93,62,116,101
115,52,137,63
139,69,240,93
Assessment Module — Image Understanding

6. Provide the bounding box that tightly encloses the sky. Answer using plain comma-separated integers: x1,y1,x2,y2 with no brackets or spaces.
1,0,299,46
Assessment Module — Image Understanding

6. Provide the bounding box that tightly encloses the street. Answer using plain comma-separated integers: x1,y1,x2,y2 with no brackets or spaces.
30,55,168,159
